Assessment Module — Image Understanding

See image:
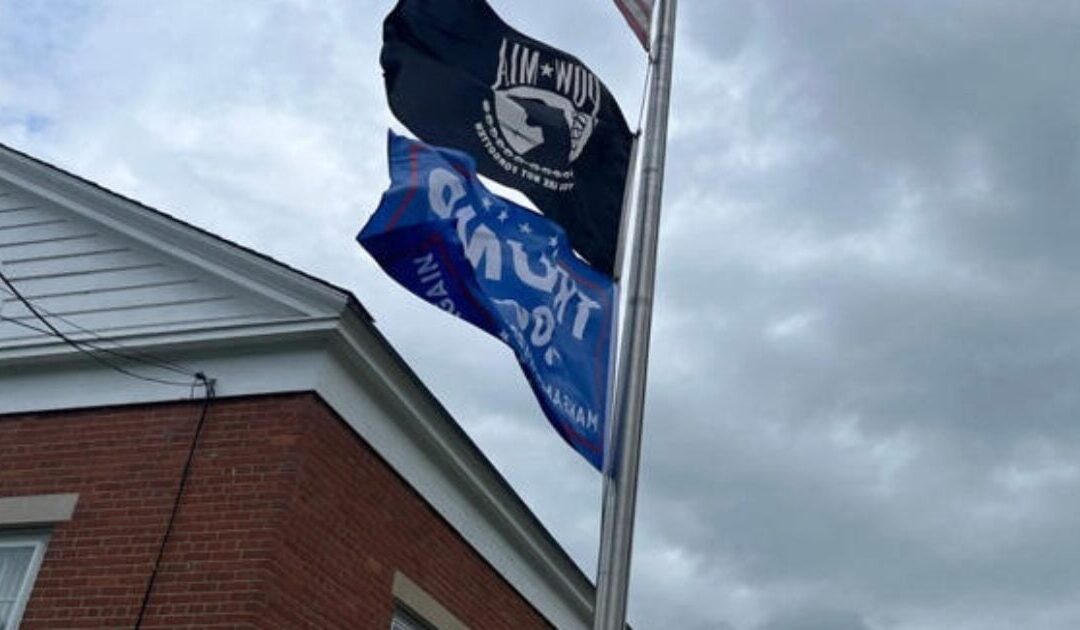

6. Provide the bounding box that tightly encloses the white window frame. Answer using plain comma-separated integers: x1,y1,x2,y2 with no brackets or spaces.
389,572,470,630
0,530,49,630
391,604,436,630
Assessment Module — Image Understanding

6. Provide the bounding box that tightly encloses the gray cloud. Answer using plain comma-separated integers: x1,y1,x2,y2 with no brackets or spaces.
628,0,1080,627
757,607,870,630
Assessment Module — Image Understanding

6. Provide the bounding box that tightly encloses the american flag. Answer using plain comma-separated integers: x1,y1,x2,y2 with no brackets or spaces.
612,0,653,50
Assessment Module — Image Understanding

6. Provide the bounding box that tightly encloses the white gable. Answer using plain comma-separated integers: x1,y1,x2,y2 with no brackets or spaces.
0,182,305,344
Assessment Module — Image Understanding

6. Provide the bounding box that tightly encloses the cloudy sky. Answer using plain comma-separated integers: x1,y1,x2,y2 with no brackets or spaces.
4,1,1080,628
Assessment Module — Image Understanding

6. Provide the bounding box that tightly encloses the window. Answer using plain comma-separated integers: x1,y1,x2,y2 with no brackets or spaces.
391,604,436,630
0,532,48,630
389,572,469,630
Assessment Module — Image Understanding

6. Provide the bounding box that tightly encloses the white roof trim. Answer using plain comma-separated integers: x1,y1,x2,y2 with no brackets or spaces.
0,144,350,318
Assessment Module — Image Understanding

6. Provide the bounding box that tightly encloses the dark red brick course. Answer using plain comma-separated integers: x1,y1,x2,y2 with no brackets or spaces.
0,393,552,629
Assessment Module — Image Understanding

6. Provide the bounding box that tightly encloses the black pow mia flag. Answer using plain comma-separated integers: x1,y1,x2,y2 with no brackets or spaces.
381,0,633,276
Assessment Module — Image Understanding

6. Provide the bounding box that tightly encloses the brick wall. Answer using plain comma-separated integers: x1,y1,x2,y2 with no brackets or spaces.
0,394,553,629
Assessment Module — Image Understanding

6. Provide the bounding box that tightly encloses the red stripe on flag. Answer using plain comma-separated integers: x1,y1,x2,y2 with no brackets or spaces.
620,0,652,27
386,143,422,230
613,0,650,50
629,0,653,17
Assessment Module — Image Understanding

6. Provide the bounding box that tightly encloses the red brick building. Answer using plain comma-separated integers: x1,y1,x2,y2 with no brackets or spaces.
0,143,596,628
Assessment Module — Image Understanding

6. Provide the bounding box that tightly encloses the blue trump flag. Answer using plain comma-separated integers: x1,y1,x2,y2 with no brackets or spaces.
358,132,615,470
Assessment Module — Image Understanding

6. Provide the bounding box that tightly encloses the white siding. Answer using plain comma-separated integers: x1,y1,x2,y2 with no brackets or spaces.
0,189,302,344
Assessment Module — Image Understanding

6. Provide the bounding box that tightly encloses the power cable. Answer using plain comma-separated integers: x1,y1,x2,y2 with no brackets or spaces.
2,289,196,376
0,310,197,385
133,373,216,629
0,276,197,376
0,270,198,387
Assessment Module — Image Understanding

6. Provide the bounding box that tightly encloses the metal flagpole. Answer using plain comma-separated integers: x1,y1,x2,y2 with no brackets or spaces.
593,0,678,628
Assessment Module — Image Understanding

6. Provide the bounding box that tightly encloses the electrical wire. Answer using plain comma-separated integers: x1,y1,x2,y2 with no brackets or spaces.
0,312,55,337
0,309,198,383
0,276,197,376
4,290,196,376
0,270,199,387
133,374,216,629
